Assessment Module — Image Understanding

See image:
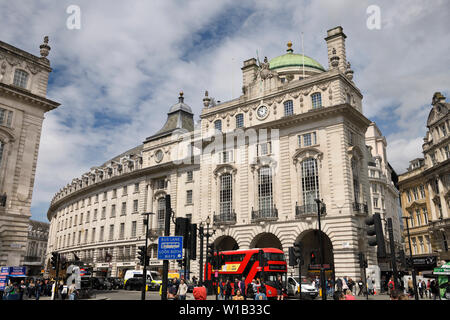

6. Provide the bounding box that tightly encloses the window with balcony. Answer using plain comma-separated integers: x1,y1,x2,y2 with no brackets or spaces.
311,92,322,109
220,174,232,217
157,198,165,230
284,100,293,116
13,69,29,89
258,166,274,216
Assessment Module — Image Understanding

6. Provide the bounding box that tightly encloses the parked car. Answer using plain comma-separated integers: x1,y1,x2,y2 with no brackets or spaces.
124,277,151,291
91,277,113,290
107,277,124,290
287,276,318,300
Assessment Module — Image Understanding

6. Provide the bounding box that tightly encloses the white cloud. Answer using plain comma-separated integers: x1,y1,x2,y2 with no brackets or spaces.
1,0,448,221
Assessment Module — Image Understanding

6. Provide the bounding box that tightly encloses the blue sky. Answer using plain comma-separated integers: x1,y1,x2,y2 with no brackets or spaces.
0,0,449,222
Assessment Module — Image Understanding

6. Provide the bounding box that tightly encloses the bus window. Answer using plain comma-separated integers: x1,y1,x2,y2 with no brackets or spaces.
264,252,285,261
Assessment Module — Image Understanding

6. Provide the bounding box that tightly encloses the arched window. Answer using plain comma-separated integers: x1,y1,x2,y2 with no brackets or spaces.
157,198,166,230
214,120,222,132
351,158,360,203
258,166,273,216
311,92,322,109
13,69,29,89
284,100,293,116
301,158,319,209
220,174,232,218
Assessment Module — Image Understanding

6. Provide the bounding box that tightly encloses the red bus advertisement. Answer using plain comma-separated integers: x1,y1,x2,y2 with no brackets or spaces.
204,247,287,298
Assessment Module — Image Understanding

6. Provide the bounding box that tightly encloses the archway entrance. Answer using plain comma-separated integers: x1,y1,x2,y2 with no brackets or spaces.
250,232,283,250
295,229,334,277
214,236,239,251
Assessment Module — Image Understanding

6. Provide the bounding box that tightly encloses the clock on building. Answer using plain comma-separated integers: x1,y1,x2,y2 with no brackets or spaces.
256,105,269,119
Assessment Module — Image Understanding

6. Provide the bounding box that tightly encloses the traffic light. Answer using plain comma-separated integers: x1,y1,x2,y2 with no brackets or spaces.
288,247,297,266
138,246,146,266
310,251,316,264
175,217,190,248
190,223,197,260
60,256,68,270
51,252,59,270
217,253,226,269
293,242,303,261
207,243,215,267
177,260,185,268
365,213,387,258
258,249,267,270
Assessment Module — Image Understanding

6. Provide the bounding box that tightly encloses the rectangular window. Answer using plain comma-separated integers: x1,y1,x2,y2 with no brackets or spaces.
259,167,274,216
416,209,422,225
70,217,72,227
112,189,117,198
84,229,88,243
131,221,137,237
373,198,379,208
413,187,419,200
78,231,82,244
284,100,294,116
86,211,90,223
92,228,96,243
214,120,222,132
101,207,106,219
121,202,127,215
109,225,114,240
100,226,104,242
311,93,322,108
423,208,429,224
123,185,128,195
426,235,432,253
80,213,83,225
111,204,116,218
0,108,14,127
372,183,378,193
119,223,125,239
187,171,193,182
236,114,244,128
103,191,107,201
303,132,317,147
445,145,450,159
88,197,91,205
257,142,272,156
133,200,138,213
72,232,75,246
186,190,193,204
93,209,98,221
134,183,139,193
442,125,447,137
220,150,233,164
419,185,426,198
13,69,29,88
95,194,99,203
407,191,412,202
412,238,417,255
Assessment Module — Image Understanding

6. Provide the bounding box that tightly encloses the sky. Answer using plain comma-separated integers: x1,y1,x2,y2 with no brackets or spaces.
0,0,449,222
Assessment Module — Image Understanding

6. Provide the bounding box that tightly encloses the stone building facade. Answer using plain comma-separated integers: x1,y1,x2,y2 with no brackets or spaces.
23,219,49,276
399,92,450,267
45,26,401,289
0,37,59,266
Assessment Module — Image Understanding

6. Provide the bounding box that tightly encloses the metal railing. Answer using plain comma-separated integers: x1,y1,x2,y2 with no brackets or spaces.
353,202,368,214
251,206,278,222
214,211,237,224
295,203,318,217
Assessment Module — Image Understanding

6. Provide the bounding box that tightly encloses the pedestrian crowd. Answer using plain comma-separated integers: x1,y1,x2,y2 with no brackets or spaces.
0,278,80,301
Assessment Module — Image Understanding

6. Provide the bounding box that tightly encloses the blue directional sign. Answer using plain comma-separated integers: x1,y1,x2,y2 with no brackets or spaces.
157,236,183,260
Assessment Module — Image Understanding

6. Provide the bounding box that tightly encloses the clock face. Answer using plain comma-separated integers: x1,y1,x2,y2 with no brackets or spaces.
257,105,268,119
155,150,163,162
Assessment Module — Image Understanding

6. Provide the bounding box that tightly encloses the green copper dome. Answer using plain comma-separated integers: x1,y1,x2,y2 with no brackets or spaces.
269,52,325,72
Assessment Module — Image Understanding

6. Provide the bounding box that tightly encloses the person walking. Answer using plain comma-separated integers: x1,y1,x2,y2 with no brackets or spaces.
336,277,343,292
418,280,424,298
60,282,68,300
387,276,395,295
218,278,224,300
18,280,26,300
357,279,364,296
246,281,255,300
259,280,267,296
177,279,188,300
239,277,246,300
367,278,374,295
347,278,355,294
224,280,232,300
275,275,284,300
233,278,239,296
407,277,414,298
68,280,77,300
28,279,35,299
35,280,41,300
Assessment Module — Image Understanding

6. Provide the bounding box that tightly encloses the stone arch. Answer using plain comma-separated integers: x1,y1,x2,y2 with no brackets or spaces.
214,235,239,251
294,229,334,276
250,232,283,250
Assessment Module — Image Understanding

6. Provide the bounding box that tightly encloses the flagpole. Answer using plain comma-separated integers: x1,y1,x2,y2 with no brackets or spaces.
301,32,305,79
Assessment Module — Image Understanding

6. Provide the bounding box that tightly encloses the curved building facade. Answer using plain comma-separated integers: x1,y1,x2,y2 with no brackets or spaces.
46,26,398,290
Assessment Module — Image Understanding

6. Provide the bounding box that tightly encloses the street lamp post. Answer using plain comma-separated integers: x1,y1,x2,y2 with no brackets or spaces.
141,212,155,301
315,198,327,301
402,216,419,301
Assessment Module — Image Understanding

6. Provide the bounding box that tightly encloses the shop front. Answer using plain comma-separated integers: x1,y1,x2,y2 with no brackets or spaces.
116,262,135,278
95,263,112,278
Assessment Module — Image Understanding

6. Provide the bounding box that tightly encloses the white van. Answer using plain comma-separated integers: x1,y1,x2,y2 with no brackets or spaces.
124,270,162,290
287,276,319,299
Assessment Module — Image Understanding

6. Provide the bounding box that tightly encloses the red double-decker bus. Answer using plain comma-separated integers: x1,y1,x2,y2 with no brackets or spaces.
205,247,287,298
